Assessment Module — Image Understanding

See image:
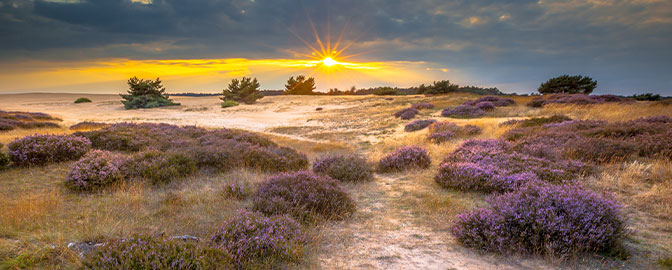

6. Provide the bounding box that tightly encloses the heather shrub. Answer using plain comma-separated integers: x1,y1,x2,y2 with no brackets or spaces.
65,150,128,192
253,171,355,221
526,94,630,107
378,146,431,172
8,134,91,166
74,97,92,103
427,131,455,144
124,150,197,184
452,182,627,257
0,143,9,169
475,101,495,111
429,122,482,136
210,210,307,267
185,141,245,172
443,139,587,186
394,108,419,120
564,137,638,162
313,154,373,182
435,162,538,192
463,96,515,107
0,110,61,132
441,105,485,118
83,235,229,270
404,119,437,132
242,146,308,172
512,115,572,128
410,102,434,110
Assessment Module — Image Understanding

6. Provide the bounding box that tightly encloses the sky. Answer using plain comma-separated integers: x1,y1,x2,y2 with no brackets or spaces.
1,0,671,95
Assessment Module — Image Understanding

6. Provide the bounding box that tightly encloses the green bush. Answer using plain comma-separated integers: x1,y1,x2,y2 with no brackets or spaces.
123,150,197,184
120,77,179,109
0,143,8,169
284,75,316,95
538,75,597,94
220,100,239,108
417,80,459,94
221,77,263,104
74,97,92,103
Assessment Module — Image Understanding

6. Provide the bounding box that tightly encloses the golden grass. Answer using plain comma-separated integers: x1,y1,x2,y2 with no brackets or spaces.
540,102,672,121
0,127,70,146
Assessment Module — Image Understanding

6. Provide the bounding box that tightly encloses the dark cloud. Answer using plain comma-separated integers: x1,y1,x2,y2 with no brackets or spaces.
1,0,671,94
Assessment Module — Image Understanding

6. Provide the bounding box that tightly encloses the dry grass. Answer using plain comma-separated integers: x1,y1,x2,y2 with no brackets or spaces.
0,127,69,145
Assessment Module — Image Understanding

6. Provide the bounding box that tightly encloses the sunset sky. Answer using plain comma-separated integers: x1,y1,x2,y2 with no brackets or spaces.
1,0,671,95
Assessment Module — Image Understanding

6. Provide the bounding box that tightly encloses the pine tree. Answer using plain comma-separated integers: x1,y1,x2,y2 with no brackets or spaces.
221,77,263,104
538,75,597,94
119,77,178,109
284,75,316,95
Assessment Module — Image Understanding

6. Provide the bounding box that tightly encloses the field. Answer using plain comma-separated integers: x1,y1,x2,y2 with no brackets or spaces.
1,93,671,269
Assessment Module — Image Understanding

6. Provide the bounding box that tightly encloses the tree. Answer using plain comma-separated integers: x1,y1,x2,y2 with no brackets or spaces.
284,75,316,95
417,80,459,94
120,77,178,109
221,77,263,104
373,87,397,95
538,75,597,94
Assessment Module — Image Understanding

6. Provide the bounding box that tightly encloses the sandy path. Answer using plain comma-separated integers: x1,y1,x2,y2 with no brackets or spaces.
0,93,363,132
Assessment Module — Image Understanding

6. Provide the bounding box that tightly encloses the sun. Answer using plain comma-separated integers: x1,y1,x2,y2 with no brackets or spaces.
322,57,338,67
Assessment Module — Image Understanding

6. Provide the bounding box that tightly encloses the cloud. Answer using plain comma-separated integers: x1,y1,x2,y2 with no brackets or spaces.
0,0,671,94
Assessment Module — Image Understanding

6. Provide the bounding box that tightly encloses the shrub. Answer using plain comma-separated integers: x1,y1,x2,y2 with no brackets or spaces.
120,77,179,109
475,102,495,111
428,131,455,144
253,171,356,221
444,139,587,186
0,143,8,169
284,75,316,95
186,143,242,172
441,105,485,118
564,137,638,163
538,75,597,94
74,97,92,103
242,146,308,172
410,102,434,110
0,111,61,132
429,122,481,136
313,154,373,182
631,93,662,101
507,115,572,128
525,94,630,107
221,77,263,104
394,108,418,120
123,150,197,184
451,182,627,257
8,134,91,166
83,235,229,270
66,150,127,192
463,96,515,107
210,210,307,267
220,100,239,108
435,162,537,192
378,146,431,172
404,119,437,132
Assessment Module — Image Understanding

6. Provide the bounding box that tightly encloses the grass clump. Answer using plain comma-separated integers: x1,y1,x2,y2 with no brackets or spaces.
74,97,92,103
378,146,431,172
83,235,230,269
210,210,307,268
8,134,91,166
253,170,356,222
65,150,127,192
452,182,627,258
313,154,373,182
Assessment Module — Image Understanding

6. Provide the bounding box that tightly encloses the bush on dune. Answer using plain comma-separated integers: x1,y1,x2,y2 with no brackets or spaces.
74,97,92,103
378,146,431,172
427,122,481,144
120,77,179,109
210,210,307,267
394,108,419,120
313,154,373,182
221,77,263,105
8,134,91,166
410,102,434,110
66,150,128,192
253,171,355,222
404,119,437,132
462,96,515,107
0,143,9,169
123,150,197,185
441,105,485,118
452,182,627,257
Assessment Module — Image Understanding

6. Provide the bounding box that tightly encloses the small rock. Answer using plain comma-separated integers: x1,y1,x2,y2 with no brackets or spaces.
170,235,199,241
315,107,323,111
384,97,394,101
67,241,105,257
